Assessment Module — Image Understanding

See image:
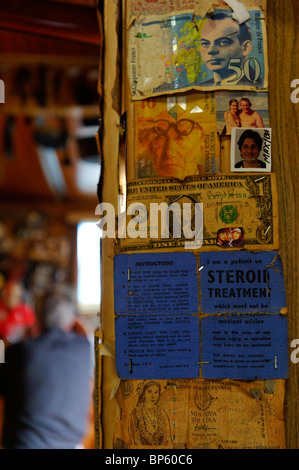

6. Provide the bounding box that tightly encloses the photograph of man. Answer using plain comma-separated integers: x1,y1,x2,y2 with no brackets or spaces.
232,128,270,171
238,97,264,127
200,12,255,86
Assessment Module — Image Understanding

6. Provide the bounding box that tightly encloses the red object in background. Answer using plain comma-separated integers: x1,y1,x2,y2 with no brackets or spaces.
0,0,100,45
0,301,36,344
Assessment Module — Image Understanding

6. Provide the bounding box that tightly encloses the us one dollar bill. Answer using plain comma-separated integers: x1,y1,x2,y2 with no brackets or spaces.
116,173,279,253
128,7,267,99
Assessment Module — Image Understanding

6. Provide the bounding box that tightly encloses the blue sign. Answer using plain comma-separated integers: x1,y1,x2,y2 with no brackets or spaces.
115,314,200,379
114,252,198,315
201,314,289,380
199,251,287,314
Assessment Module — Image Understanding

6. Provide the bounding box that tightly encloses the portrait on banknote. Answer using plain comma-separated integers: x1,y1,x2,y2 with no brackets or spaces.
216,91,270,136
113,379,286,449
128,8,267,99
134,92,219,180
128,380,173,447
231,127,271,172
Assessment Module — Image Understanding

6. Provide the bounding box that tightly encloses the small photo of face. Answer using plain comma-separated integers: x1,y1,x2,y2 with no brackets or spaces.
217,227,245,248
231,127,272,172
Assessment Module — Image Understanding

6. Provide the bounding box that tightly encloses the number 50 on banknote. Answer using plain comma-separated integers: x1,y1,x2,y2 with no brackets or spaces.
128,8,267,99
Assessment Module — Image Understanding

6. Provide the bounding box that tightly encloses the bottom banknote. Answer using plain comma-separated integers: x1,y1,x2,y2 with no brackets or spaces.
113,378,285,449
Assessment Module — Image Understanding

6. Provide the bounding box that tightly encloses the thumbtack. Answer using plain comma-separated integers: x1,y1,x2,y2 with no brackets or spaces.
274,355,278,370
127,268,131,281
254,176,266,182
263,226,271,238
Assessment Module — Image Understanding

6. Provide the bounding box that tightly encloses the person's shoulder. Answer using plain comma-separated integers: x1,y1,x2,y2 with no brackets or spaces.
67,331,91,354
258,160,267,168
71,332,90,347
234,161,243,168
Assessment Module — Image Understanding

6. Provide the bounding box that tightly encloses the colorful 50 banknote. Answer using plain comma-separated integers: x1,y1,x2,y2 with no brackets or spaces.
128,8,268,99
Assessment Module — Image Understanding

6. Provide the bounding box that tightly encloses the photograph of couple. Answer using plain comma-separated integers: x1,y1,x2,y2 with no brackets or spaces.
216,92,269,136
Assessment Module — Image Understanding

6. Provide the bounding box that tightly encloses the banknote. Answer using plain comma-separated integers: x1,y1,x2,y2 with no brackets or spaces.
127,0,267,19
133,92,220,180
116,173,279,253
113,378,285,449
128,8,267,99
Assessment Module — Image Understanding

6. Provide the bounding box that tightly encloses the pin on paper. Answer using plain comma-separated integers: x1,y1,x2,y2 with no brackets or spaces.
263,226,271,238
224,0,250,24
255,176,267,183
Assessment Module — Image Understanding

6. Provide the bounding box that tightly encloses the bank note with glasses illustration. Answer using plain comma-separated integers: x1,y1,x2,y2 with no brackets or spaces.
128,7,267,99
134,92,219,180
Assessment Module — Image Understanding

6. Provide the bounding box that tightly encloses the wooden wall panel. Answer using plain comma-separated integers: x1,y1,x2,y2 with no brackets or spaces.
99,0,299,449
268,0,299,450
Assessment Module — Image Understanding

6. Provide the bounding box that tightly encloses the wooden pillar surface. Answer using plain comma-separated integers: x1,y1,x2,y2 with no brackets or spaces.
267,0,299,450
98,0,299,449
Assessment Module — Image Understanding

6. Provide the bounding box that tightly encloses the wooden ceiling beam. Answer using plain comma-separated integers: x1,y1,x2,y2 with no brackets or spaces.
0,0,101,45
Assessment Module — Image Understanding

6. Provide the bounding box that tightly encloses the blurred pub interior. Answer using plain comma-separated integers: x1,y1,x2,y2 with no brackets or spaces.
0,0,103,448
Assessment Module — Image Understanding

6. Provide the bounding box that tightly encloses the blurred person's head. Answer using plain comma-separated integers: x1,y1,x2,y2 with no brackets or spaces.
40,286,77,332
2,281,23,309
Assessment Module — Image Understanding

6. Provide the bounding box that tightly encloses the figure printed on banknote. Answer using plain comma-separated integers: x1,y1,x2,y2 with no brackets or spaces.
128,8,267,99
134,93,219,179
113,379,286,449
128,380,173,447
